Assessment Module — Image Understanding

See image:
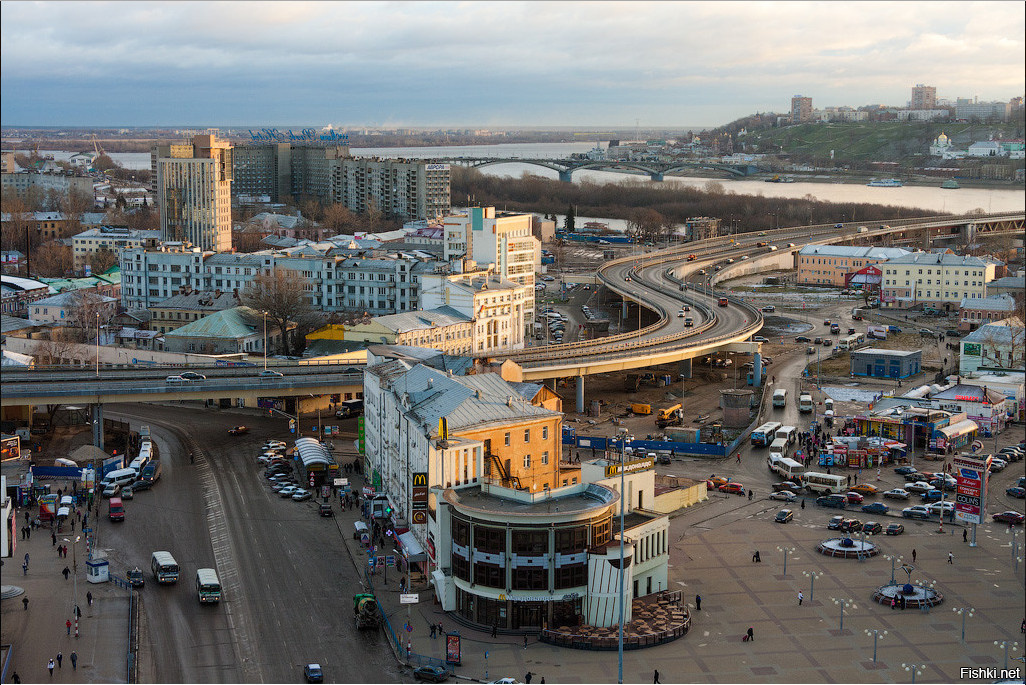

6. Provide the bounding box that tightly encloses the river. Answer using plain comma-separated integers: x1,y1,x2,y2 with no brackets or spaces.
17,143,1024,215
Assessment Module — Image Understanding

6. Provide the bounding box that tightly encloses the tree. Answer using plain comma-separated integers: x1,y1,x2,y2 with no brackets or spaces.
30,241,73,277
322,203,360,233
565,204,576,232
92,154,118,172
240,269,315,356
87,248,118,275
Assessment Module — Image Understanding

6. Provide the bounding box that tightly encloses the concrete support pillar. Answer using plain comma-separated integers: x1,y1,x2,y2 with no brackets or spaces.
559,169,574,183
753,350,763,387
92,403,104,450
622,301,629,320
576,374,586,414
650,171,664,182
679,358,692,380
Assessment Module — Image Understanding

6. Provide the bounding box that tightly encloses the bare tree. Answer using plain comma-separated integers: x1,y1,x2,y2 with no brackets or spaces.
240,269,314,356
30,241,74,277
973,316,1025,372
87,248,119,274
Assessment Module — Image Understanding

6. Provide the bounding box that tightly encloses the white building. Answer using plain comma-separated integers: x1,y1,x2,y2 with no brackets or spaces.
29,291,118,326
960,317,1025,375
881,252,998,310
72,226,161,271
420,271,528,353
931,383,1011,434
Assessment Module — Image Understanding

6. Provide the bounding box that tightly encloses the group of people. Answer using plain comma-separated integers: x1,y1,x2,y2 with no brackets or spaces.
45,651,78,676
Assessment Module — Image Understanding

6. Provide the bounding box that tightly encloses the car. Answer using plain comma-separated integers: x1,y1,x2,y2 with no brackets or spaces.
823,319,831,326
839,518,862,532
851,484,878,496
228,426,249,435
127,567,145,587
270,481,293,492
487,679,522,685
1006,487,1026,499
719,482,745,496
102,483,121,498
894,466,918,476
774,509,794,523
772,482,802,494
992,511,1025,525
885,523,905,536
817,495,847,509
740,255,749,260
926,501,954,516
714,265,722,272
862,502,889,515
847,328,856,335
921,490,944,502
795,336,811,343
823,338,833,347
989,458,1007,472
827,515,845,530
902,505,932,520
883,488,910,500
769,490,797,503
121,486,134,500
806,346,816,355
681,305,691,312
164,375,186,383
319,503,334,517
257,455,273,466
655,454,672,465
919,328,937,338
278,485,299,498
905,481,935,494
845,491,864,504
813,336,823,344
707,476,730,490
179,371,206,381
292,489,312,501
259,369,285,378
761,305,776,313
862,521,883,535
413,666,452,683
304,664,324,683
752,335,769,343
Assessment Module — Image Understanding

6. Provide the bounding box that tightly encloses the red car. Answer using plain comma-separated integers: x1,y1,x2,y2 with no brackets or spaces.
845,491,864,504
707,477,730,490
992,511,1025,525
719,482,745,496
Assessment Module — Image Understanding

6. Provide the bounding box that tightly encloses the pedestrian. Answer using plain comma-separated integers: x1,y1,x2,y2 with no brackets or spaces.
736,453,741,464
70,652,77,670
48,659,55,677
524,634,528,649
847,474,851,486
438,621,443,637
800,498,806,510
66,619,72,635
56,652,62,668
911,548,917,563
87,591,93,606
653,670,661,684
963,528,968,543
429,624,436,638
854,474,858,485
52,531,57,546
525,672,533,684
891,596,896,610
748,490,753,501
23,596,29,611
746,626,754,641
11,671,19,683
754,550,761,562
491,623,498,638
22,562,27,576
752,551,759,563
948,551,953,564
695,594,702,611
63,566,70,580
75,605,81,619
798,591,804,606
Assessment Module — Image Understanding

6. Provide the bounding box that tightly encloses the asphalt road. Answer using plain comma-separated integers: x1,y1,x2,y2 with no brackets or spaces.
103,403,403,684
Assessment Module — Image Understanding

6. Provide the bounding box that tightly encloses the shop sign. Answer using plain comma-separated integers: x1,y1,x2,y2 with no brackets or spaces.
604,457,654,478
248,128,349,143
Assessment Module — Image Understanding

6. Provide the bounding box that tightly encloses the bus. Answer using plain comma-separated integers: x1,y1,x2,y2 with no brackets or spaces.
772,389,787,408
801,472,847,495
769,456,805,481
750,422,782,447
769,438,789,460
798,393,814,413
838,334,866,351
775,425,798,447
151,551,180,584
196,568,222,603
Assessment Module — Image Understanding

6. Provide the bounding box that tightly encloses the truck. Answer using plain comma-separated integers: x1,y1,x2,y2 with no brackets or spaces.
655,404,684,428
867,324,888,339
718,297,729,307
354,593,381,629
798,393,814,414
851,308,864,320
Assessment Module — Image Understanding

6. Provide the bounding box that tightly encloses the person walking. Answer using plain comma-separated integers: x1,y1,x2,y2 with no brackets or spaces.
11,671,19,683
56,652,62,669
524,634,528,649
748,490,753,501
87,591,93,606
798,591,804,606
429,624,436,638
746,626,755,641
948,551,954,564
66,619,72,635
22,561,27,576
525,672,533,684
695,594,702,611
22,597,29,611
911,548,917,563
653,670,661,684
438,621,443,637
52,530,57,546
491,623,498,638
62,566,70,580
963,528,968,543
70,652,77,670
48,659,55,677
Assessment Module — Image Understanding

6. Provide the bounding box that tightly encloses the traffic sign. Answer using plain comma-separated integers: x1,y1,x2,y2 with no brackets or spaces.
971,440,984,453
400,593,419,604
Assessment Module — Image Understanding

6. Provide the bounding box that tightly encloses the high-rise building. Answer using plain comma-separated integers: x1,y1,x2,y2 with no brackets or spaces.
790,95,813,123
911,84,937,110
154,134,234,252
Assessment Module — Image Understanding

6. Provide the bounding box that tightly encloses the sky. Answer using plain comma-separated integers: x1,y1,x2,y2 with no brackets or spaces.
1,1,1024,129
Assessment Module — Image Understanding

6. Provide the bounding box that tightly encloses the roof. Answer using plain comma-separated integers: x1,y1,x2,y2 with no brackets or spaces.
987,275,1025,291
507,381,544,402
932,384,1007,404
294,437,332,469
373,306,470,334
163,306,261,340
850,347,921,358
960,294,1016,311
963,317,1025,345
884,252,993,267
32,291,117,307
1,275,50,292
1,315,41,333
798,245,910,259
151,290,241,311
1,349,34,367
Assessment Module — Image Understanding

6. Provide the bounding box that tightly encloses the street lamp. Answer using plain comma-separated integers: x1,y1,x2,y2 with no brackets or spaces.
62,535,81,638
994,641,1019,671
95,313,100,377
830,597,856,631
884,554,903,585
902,663,924,684
802,570,823,602
951,607,974,642
864,629,887,663
262,310,268,371
777,546,796,575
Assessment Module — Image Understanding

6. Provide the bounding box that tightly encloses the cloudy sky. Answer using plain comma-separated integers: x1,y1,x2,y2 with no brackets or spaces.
2,1,1023,129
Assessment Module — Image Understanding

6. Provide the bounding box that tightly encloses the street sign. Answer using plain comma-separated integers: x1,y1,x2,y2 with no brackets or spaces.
970,440,984,453
399,593,419,604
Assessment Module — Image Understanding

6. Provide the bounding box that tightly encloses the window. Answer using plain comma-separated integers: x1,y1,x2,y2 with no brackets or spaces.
541,451,549,465
523,454,531,469
504,432,510,447
474,562,505,588
512,530,547,554
524,429,530,442
542,426,548,440
512,567,547,591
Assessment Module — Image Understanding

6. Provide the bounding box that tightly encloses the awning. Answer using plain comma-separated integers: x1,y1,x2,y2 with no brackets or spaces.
939,419,978,439
294,437,332,471
398,531,427,562
57,506,71,518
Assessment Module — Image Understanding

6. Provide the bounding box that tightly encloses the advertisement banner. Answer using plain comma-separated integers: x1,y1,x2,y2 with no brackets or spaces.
445,634,461,665
953,453,991,525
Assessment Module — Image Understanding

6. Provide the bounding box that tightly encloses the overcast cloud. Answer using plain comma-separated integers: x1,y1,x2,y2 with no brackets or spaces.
1,1,1023,128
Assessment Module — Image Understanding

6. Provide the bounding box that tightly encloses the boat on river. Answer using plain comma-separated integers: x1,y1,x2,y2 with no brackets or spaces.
867,178,903,187
940,178,960,189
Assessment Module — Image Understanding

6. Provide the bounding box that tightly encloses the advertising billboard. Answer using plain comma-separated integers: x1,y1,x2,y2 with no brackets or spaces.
953,453,991,525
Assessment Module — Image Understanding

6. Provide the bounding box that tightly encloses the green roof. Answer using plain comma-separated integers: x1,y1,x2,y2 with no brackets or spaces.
164,306,261,340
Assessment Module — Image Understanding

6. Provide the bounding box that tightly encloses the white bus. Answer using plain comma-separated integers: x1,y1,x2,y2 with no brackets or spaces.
151,551,180,584
768,455,805,481
751,421,782,447
801,471,847,495
772,389,787,408
798,393,814,413
838,334,865,350
769,438,789,461
775,425,798,447
196,568,222,603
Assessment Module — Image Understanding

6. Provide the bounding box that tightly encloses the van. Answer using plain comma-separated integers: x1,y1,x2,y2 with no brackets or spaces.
775,426,797,446
101,468,138,489
108,497,125,522
769,438,788,461
798,393,814,413
196,568,222,603
134,461,162,490
772,389,787,408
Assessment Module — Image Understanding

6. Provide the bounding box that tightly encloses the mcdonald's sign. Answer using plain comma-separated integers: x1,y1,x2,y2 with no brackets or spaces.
412,471,428,510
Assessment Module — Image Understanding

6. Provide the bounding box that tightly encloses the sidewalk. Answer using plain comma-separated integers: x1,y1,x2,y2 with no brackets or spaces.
1,516,131,684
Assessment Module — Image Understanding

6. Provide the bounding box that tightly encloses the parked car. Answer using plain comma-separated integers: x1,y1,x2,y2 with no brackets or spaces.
992,511,1025,525
883,488,910,500
707,476,731,490
851,484,878,496
291,488,312,502
989,458,1007,472
774,509,794,523
921,490,945,502
769,490,797,503
884,523,905,536
905,481,935,494
817,495,847,509
862,502,889,515
827,515,845,530
719,482,745,496
902,505,932,520
862,521,883,535
1006,486,1026,499
845,491,864,504
278,485,299,498
413,665,451,683
894,466,918,476
926,501,955,516
839,518,862,533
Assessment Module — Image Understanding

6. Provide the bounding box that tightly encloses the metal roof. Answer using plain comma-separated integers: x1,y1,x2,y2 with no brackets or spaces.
798,245,910,259
294,437,332,469
163,306,260,340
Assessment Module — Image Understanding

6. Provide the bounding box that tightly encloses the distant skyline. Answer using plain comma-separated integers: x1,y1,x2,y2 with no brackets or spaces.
1,1,1023,128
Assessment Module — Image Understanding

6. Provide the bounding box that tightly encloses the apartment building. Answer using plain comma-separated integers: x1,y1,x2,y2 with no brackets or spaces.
911,84,937,110
790,95,813,123
71,226,161,270
0,172,93,203
154,134,234,252
955,100,1011,122
420,271,528,353
1,212,83,242
797,245,910,287
880,253,997,310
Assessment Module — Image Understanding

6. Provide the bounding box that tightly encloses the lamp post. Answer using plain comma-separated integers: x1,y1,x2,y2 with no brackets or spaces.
777,545,795,576
262,310,268,371
830,597,855,631
863,629,887,663
902,663,924,684
95,313,100,377
951,607,974,642
885,554,903,585
617,438,625,684
803,570,823,602
62,535,81,638
994,641,1019,671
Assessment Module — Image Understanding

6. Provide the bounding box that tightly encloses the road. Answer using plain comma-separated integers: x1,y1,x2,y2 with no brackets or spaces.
102,404,403,684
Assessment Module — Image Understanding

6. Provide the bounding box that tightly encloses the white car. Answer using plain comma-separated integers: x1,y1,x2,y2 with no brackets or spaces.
678,310,686,318
291,488,312,501
263,441,287,450
905,481,935,494
883,488,910,500
259,369,285,378
927,501,954,515
256,455,273,465
278,485,298,498
769,491,797,503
